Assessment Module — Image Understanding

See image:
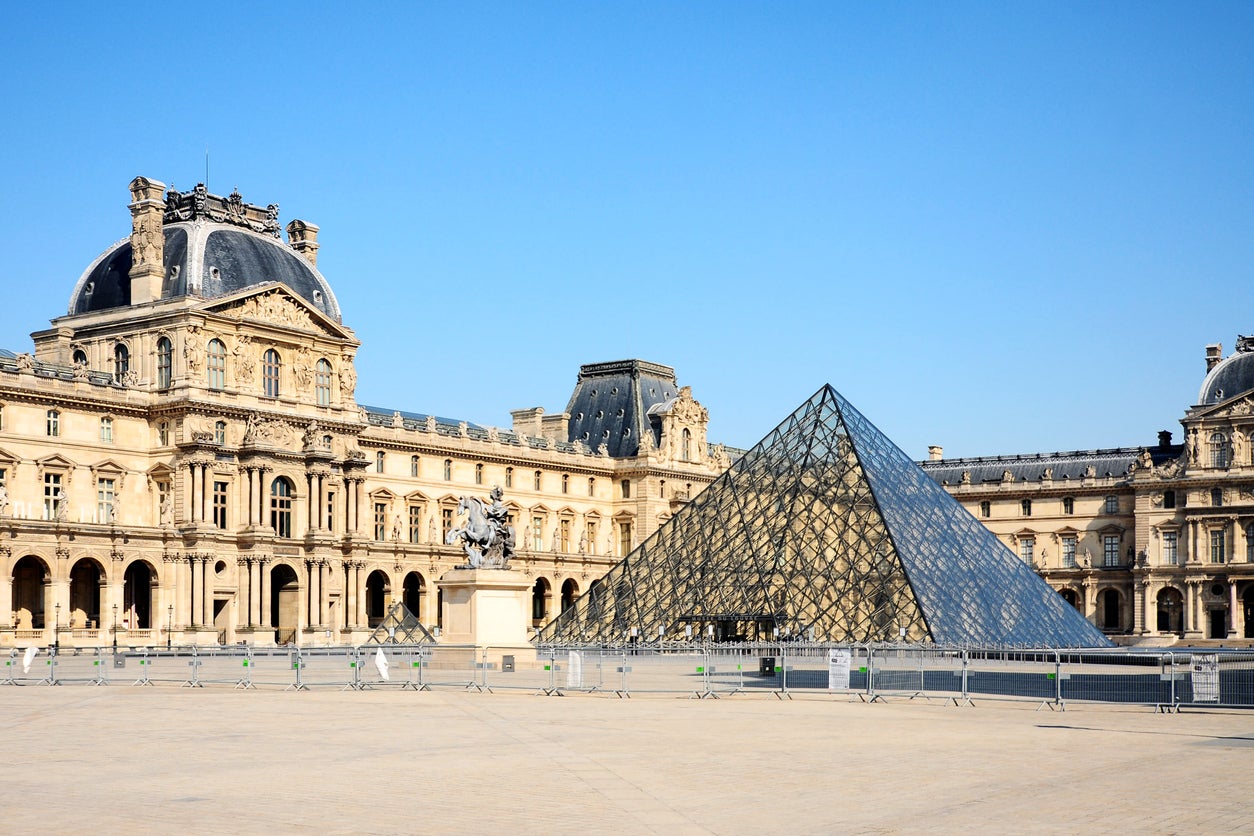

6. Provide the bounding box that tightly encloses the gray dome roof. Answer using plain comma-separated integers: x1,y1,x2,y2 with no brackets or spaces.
68,221,341,322
1198,346,1254,405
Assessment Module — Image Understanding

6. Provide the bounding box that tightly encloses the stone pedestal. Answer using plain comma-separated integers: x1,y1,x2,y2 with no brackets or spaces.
436,568,531,648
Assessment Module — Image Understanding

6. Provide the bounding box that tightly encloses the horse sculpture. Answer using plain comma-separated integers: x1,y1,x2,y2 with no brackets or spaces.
446,490,516,568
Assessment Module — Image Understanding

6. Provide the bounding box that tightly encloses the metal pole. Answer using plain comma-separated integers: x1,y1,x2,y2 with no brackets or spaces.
112,603,118,652
53,602,60,652
167,604,173,650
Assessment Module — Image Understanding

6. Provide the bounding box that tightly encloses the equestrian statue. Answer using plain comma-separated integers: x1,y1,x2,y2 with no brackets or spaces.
446,485,517,569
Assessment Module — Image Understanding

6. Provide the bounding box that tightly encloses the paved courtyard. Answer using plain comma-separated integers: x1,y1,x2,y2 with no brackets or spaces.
1,687,1251,834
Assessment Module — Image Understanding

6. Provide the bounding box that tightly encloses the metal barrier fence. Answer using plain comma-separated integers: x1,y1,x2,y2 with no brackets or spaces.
3,643,1252,709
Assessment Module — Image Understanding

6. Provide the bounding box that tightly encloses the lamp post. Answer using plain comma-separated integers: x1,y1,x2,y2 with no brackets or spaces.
167,604,174,650
112,603,118,652
53,601,60,652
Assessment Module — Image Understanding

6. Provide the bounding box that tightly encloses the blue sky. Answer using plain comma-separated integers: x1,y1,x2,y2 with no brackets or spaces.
2,3,1252,459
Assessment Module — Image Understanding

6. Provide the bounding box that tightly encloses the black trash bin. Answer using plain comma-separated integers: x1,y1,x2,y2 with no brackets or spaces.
759,657,776,677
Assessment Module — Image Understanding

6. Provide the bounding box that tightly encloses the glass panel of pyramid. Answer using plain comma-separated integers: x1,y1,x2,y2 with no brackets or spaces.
538,385,1111,647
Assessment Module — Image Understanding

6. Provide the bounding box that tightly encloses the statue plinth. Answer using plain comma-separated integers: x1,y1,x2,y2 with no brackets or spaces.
436,568,531,648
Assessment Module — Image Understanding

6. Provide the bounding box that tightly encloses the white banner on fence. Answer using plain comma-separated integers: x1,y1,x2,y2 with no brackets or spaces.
566,651,583,689
828,649,851,691
1191,654,1219,702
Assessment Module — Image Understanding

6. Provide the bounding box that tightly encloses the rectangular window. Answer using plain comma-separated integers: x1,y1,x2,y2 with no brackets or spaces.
1018,536,1034,565
1163,531,1178,565
441,507,454,541
1210,529,1227,564
1062,536,1076,569
1163,490,1175,509
326,492,336,532
588,477,595,497
559,518,571,552
1103,535,1120,567
47,410,59,437
443,460,452,481
212,481,227,529
532,516,544,550
621,479,631,499
374,502,388,541
157,421,169,446
1104,495,1119,515
534,470,542,491
586,520,597,555
505,467,513,488
1020,499,1032,517
1062,497,1074,515
43,473,62,520
618,521,633,556
97,477,116,523
408,504,423,543
979,501,990,518
100,417,113,443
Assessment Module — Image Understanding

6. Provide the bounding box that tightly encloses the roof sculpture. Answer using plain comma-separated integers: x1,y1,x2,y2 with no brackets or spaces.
539,385,1111,647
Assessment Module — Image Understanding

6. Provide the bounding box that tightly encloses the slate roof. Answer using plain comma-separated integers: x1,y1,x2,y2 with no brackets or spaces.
919,446,1183,486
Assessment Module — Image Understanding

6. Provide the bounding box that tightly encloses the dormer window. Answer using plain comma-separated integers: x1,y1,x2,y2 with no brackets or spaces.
113,344,129,383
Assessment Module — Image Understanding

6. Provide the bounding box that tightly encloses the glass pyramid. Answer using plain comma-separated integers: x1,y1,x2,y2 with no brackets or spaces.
538,385,1111,648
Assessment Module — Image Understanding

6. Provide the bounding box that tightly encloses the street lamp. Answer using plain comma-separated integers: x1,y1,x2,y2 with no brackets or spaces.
112,603,118,652
167,604,174,650
53,602,60,652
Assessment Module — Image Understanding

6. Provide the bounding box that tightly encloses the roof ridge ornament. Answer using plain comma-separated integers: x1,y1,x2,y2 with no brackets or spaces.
163,182,282,238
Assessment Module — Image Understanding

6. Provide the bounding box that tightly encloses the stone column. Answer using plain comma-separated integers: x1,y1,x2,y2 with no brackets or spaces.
200,465,211,524
1229,582,1240,638
1135,580,1150,634
258,558,271,630
1184,580,1203,637
202,556,214,635
355,563,368,627
184,464,195,524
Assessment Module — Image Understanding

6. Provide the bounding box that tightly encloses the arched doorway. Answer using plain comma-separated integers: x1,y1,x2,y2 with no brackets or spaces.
366,570,390,627
271,563,300,645
1058,588,1080,611
1097,589,1122,631
1244,586,1254,639
12,555,49,629
123,561,155,629
1156,587,1184,635
532,577,551,626
69,558,104,629
402,572,424,621
560,578,579,613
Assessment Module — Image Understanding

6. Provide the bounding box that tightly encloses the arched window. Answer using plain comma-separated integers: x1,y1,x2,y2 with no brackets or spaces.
561,474,568,494
1210,432,1229,468
315,358,332,406
72,349,87,367
443,459,452,481
206,339,226,390
270,477,294,538
410,455,419,477
47,409,59,437
534,470,542,491
475,463,484,485
114,343,129,383
681,428,692,461
215,420,226,445
156,337,172,389
588,477,595,497
376,451,385,473
262,349,281,398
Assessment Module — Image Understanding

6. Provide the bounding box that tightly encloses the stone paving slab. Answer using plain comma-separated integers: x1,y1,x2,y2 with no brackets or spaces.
0,688,1251,834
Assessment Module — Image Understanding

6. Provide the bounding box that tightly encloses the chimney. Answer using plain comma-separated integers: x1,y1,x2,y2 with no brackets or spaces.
927,445,944,461
287,219,320,267
1157,430,1173,450
127,176,167,304
1206,343,1223,372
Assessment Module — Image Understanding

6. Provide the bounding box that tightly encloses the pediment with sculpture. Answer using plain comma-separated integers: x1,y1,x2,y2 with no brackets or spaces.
203,284,352,340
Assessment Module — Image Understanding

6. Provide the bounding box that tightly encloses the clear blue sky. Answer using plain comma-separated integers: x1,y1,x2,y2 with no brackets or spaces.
2,3,1252,459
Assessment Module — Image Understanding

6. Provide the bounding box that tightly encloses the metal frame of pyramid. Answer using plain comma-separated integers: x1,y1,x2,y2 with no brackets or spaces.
367,601,435,644
538,385,1111,648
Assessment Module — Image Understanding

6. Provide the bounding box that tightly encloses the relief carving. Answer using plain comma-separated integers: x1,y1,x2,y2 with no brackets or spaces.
233,335,255,383
293,346,314,388
338,355,357,395
229,290,317,331
184,325,203,373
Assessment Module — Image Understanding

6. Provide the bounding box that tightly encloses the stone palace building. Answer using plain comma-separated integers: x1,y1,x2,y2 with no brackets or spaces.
1,177,732,648
922,341,1254,645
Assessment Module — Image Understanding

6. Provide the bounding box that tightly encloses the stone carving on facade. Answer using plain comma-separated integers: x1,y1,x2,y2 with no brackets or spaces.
1002,469,1014,483
231,290,317,332
54,489,69,522
960,470,971,485
243,415,296,448
638,427,655,453
164,184,282,238
159,493,173,526
424,415,436,432
487,426,500,443
294,346,314,388
232,335,255,383
0,483,9,517
72,356,89,381
131,211,163,269
338,356,357,395
709,443,732,471
446,486,516,569
184,325,203,373
15,353,33,373
1233,427,1248,466
1187,429,1199,464
302,421,325,450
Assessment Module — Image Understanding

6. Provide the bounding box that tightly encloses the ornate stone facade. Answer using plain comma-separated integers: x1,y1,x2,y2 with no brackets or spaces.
0,179,729,649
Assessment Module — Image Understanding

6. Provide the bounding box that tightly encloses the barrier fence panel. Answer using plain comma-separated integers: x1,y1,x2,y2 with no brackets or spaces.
962,650,1058,704
482,645,550,693
1057,651,1170,706
422,645,480,690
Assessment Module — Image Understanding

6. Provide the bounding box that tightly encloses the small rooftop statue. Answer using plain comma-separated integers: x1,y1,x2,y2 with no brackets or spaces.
446,486,516,569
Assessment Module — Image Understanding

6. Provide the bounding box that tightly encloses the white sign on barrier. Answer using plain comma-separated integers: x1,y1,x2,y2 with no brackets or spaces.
828,649,851,691
1191,654,1219,702
566,651,583,689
